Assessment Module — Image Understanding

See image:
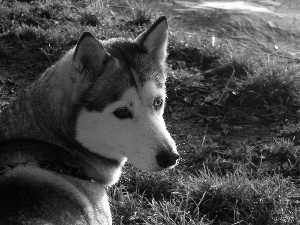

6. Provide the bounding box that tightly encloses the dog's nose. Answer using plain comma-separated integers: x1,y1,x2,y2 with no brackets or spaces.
156,151,179,168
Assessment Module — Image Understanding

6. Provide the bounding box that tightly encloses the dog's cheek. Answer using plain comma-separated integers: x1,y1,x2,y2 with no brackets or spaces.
75,110,126,158
113,121,152,168
121,119,163,171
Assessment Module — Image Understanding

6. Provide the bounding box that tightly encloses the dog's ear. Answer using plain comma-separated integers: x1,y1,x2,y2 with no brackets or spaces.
72,32,108,84
135,16,168,64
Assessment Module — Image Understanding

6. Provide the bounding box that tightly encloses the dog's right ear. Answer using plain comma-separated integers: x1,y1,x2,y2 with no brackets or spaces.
135,16,168,64
71,32,108,85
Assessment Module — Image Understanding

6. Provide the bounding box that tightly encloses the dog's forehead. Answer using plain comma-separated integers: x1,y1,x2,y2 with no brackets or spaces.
118,80,166,105
104,39,166,88
131,57,166,89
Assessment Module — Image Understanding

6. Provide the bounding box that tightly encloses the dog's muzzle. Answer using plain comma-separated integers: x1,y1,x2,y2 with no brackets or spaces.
156,151,179,168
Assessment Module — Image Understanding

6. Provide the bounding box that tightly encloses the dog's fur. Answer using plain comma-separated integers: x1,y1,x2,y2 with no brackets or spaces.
0,16,179,224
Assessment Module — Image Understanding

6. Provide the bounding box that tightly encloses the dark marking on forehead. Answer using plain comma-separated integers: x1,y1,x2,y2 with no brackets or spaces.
131,63,165,89
105,38,166,88
78,57,136,112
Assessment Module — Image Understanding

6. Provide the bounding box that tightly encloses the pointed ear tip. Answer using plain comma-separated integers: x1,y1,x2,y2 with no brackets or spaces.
79,32,95,41
157,16,168,27
75,32,98,52
158,15,167,21
74,31,103,60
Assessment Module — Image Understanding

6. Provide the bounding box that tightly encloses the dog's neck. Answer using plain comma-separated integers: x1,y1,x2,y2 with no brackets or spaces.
0,49,124,185
0,50,75,141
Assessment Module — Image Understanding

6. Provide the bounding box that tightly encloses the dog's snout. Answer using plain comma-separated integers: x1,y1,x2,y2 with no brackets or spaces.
156,151,179,168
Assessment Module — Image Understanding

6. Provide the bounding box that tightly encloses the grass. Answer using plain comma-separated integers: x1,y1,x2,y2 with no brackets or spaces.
1,0,300,224
109,165,299,224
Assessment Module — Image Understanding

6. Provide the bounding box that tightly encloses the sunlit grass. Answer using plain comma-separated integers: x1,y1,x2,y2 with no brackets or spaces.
110,165,299,224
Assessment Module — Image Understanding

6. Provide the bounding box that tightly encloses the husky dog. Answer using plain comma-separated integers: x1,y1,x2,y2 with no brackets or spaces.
0,16,179,224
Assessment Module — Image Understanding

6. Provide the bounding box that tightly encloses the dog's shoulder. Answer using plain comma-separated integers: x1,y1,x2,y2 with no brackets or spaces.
0,140,112,225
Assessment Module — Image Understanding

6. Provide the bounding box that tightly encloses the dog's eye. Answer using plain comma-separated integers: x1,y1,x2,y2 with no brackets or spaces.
153,97,163,110
113,107,132,119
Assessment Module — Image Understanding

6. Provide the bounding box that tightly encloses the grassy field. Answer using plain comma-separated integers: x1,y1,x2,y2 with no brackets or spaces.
1,0,300,224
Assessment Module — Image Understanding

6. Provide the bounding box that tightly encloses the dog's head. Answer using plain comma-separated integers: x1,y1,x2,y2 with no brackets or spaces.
71,16,178,172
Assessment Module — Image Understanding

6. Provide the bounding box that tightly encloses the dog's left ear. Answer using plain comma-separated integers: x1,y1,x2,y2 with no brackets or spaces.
135,16,168,64
72,32,108,84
